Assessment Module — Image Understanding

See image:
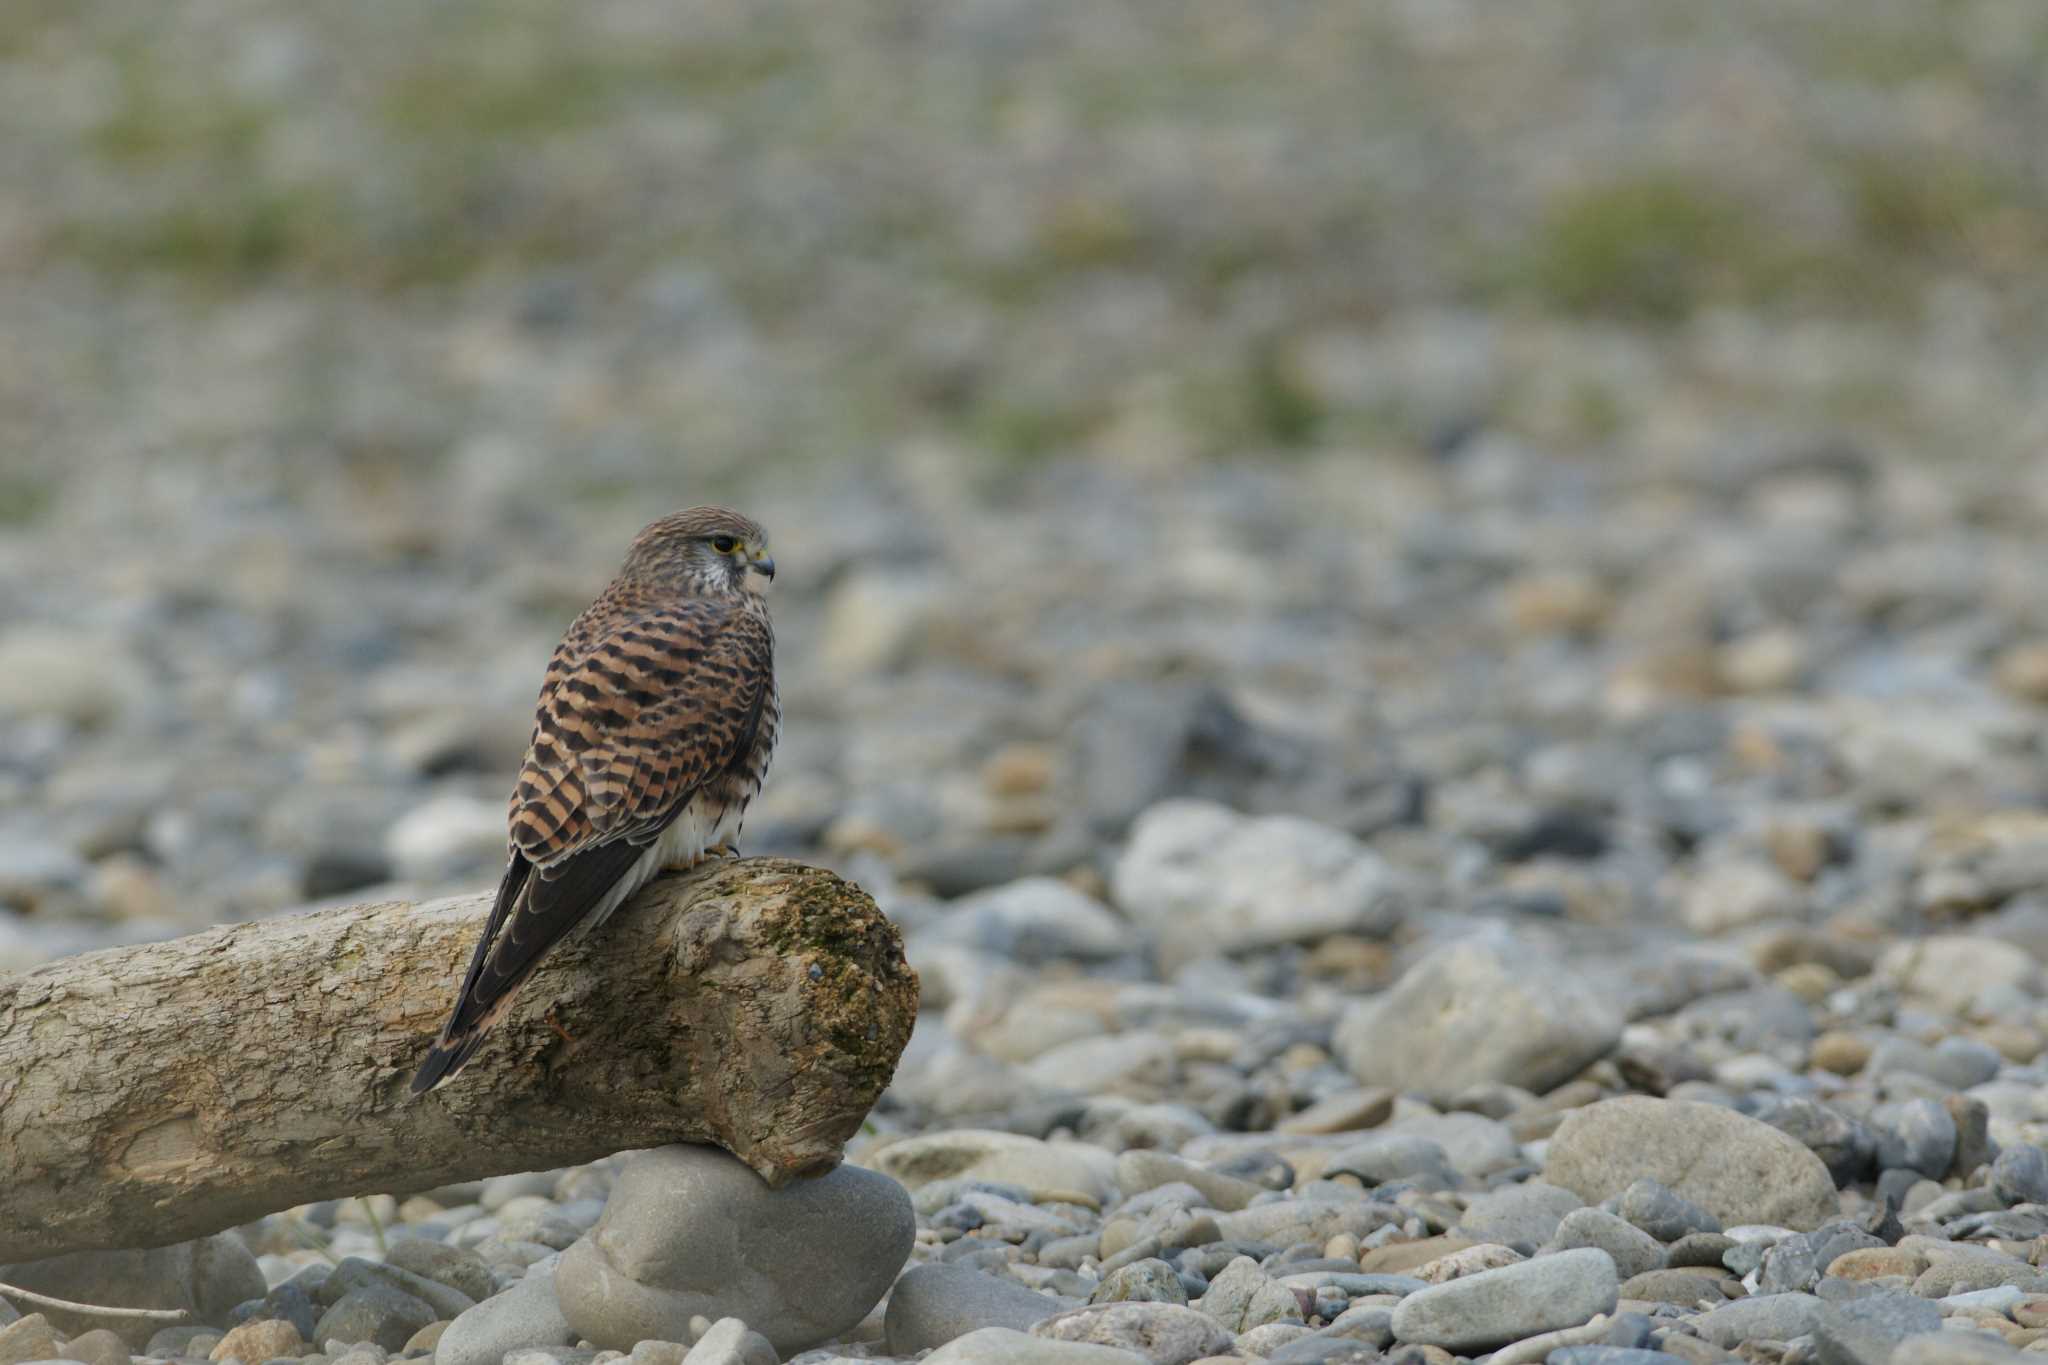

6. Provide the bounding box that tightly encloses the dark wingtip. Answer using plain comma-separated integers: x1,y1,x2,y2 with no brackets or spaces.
408,1034,485,1096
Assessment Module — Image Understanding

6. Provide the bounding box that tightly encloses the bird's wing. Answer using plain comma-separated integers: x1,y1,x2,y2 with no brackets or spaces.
410,597,773,1093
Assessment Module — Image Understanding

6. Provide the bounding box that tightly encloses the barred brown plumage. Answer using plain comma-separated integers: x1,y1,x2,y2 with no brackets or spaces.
410,506,780,1094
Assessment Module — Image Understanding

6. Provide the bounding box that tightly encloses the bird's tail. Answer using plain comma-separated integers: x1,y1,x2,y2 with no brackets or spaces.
409,1029,493,1094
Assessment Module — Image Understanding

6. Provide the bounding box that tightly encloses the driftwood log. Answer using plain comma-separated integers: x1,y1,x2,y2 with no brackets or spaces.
0,858,917,1261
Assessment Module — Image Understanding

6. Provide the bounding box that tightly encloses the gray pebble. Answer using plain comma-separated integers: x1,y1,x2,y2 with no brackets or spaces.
1550,1208,1668,1280
554,1145,913,1356
1686,1292,1825,1348
924,1325,1149,1364
1990,1145,2048,1207
434,1262,577,1365
1459,1182,1586,1249
1871,1100,1957,1179
680,1318,778,1365
1611,1179,1722,1242
1389,1248,1619,1352
885,1265,1077,1355
1028,1301,1234,1363
1089,1260,1187,1307
1811,1294,1942,1365
312,1286,437,1354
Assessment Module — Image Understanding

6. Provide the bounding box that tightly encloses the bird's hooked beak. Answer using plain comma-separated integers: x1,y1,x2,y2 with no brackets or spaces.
746,547,775,589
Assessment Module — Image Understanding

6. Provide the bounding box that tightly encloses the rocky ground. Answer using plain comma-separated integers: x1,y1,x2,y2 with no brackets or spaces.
7,1,2048,1363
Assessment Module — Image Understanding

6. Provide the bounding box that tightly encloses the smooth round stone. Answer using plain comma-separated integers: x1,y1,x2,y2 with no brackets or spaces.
1813,1294,1942,1363
1389,1248,1619,1352
886,1264,1080,1354
926,1326,1148,1365
1332,928,1621,1103
1456,1182,1585,1248
1685,1292,1824,1349
680,1318,775,1365
1544,1098,1839,1231
1196,1257,1302,1332
434,1260,577,1365
385,1243,497,1305
870,1130,1118,1208
1548,1209,1667,1281
1090,1259,1188,1307
556,1145,913,1355
1029,1302,1234,1364
208,1319,305,1363
1990,1145,2048,1207
311,1286,437,1353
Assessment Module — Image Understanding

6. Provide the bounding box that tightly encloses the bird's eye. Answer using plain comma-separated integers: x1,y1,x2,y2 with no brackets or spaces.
711,535,739,554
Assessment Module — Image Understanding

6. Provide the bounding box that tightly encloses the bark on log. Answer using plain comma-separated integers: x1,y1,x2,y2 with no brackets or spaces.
0,857,917,1261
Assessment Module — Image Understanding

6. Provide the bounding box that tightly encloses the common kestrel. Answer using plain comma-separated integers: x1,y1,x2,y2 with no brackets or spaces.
411,507,780,1093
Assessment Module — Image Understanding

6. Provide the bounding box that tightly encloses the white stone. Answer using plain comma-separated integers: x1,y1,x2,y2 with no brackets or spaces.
1112,800,1403,959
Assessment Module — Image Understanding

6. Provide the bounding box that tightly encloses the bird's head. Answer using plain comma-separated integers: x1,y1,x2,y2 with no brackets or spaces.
623,506,775,597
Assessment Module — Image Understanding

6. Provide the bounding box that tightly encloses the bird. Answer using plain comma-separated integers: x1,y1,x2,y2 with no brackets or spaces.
410,506,780,1094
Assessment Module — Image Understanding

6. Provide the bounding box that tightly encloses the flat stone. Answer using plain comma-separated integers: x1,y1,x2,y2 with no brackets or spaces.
1664,1234,1736,1269
320,1258,477,1322
1029,1303,1234,1365
1912,1259,2047,1298
1113,801,1405,958
1413,1244,1525,1284
1323,1135,1456,1190
144,1327,219,1359
680,1318,776,1365
0,1316,63,1365
885,1265,1078,1355
384,1243,498,1306
1611,1180,1722,1242
1544,1098,1840,1231
1550,1209,1667,1280
1878,936,2037,1013
1193,1258,1300,1332
1360,1237,1476,1276
1894,1337,2034,1365
1484,1315,1626,1365
1812,1293,1943,1365
1114,1152,1263,1213
870,1131,1118,1208
926,1326,1148,1365
405,1322,451,1355
1685,1293,1825,1349
556,1145,913,1355
1616,1269,1732,1305
63,1328,129,1365
210,1320,305,1363
314,1286,438,1354
1091,1260,1188,1308
1828,1248,1929,1282
628,1342,687,1365
1213,1199,1395,1247
435,1261,577,1365
1992,1146,2048,1207
1392,1113,1521,1177
1333,928,1621,1102
1457,1182,1585,1248
1389,1248,1619,1351
1276,1091,1395,1136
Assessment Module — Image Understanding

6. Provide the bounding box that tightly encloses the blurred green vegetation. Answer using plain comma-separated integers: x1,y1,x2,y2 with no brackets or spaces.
3,0,2044,481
